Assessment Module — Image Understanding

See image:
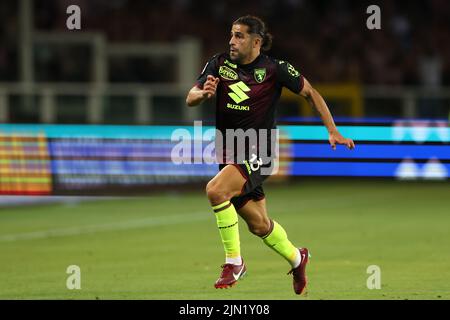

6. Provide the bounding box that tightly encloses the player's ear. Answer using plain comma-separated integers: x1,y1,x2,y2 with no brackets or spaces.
254,36,262,48
250,35,258,48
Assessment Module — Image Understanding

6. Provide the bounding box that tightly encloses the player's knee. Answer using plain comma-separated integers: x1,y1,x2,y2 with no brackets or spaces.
206,180,229,205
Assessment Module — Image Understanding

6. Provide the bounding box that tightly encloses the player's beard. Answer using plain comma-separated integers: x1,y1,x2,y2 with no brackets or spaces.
229,48,239,62
229,49,246,64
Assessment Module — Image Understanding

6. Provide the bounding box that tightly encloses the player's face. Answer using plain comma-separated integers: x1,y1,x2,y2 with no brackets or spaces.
229,24,253,63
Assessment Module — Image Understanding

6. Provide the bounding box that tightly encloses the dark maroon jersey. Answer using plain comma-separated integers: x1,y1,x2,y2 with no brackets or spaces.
196,53,304,163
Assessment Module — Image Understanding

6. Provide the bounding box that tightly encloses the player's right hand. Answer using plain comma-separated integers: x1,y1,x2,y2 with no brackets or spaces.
202,75,220,99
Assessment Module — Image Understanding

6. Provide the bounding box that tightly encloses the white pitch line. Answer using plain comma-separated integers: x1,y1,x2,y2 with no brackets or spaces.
0,212,209,242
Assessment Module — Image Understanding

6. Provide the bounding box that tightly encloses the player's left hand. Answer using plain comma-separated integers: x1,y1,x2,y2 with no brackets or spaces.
329,131,355,150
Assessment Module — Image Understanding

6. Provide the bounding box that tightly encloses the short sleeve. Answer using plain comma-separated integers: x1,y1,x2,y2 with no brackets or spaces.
195,54,220,88
276,60,304,94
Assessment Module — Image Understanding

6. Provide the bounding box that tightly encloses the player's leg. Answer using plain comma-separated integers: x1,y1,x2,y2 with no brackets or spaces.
206,164,247,288
206,164,246,205
237,197,310,295
237,198,300,265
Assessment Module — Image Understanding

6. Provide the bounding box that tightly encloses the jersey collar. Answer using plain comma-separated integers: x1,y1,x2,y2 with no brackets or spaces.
229,54,263,70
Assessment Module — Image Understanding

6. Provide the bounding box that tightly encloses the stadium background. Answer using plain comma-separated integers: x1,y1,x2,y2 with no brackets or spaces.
0,0,449,300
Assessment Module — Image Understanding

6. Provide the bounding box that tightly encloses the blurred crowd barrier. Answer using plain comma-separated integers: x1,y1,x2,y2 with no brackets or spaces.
1,119,448,196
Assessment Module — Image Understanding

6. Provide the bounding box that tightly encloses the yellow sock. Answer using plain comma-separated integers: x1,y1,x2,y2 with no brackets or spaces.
212,201,241,263
262,220,300,267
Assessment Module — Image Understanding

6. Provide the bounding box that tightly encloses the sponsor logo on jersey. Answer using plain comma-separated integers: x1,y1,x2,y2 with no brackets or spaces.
226,103,249,111
228,81,250,104
278,60,301,77
254,68,266,83
219,66,239,80
287,63,300,77
224,59,237,69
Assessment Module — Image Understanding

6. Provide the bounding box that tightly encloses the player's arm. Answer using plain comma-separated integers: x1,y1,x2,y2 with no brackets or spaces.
186,75,219,107
300,78,355,150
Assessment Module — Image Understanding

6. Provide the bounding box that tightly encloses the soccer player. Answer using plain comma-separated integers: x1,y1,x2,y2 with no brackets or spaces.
186,15,355,295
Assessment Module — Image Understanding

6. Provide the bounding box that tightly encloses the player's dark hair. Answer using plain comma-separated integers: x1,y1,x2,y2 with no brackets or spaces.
233,15,273,51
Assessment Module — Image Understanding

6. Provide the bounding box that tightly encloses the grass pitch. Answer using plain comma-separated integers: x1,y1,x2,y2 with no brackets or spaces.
0,180,449,300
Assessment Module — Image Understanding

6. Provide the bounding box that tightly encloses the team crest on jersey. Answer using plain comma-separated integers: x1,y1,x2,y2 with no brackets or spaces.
254,68,266,83
219,66,238,80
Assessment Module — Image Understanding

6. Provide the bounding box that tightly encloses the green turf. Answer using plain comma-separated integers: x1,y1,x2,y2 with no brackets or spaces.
0,180,449,300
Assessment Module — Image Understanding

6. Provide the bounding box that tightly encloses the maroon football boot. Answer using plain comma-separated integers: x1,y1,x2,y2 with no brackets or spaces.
214,261,247,289
287,248,310,295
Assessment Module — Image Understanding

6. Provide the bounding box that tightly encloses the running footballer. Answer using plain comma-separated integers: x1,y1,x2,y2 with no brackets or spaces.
186,15,355,295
